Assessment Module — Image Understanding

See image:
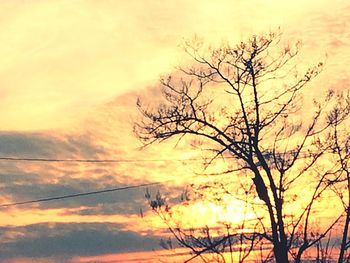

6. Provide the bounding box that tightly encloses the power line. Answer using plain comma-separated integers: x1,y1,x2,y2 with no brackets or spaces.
0,173,205,208
0,151,314,164
0,156,214,163
0,182,160,208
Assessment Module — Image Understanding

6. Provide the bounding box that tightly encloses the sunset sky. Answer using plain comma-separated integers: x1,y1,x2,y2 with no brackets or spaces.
0,0,350,262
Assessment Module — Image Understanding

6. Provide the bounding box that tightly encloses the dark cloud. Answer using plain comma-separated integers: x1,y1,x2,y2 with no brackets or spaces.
0,223,162,261
0,131,149,213
0,170,159,213
0,165,183,215
0,133,186,214
0,132,105,158
0,130,183,262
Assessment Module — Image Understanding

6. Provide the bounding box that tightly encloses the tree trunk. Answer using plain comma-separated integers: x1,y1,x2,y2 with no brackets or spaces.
339,173,350,263
274,242,289,263
338,192,350,262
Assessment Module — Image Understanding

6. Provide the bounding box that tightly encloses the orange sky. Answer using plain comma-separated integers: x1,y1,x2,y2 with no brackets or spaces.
0,0,349,262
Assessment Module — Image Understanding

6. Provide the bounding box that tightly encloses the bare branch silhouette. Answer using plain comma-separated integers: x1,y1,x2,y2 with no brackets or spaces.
135,32,350,262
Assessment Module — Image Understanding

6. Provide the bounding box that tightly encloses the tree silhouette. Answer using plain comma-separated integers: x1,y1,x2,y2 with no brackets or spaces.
135,32,350,262
145,182,264,262
328,95,350,263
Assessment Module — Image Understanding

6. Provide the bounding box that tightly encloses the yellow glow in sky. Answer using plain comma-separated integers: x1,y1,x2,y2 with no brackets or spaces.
0,0,348,131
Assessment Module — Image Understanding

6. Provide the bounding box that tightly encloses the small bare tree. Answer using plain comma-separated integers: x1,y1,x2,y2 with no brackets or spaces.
145,182,263,263
135,32,350,262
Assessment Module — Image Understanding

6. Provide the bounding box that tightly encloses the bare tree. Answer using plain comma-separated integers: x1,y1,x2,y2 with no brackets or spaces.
135,32,350,262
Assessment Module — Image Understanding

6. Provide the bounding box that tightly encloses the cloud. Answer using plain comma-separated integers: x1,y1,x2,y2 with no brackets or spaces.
0,132,105,158
0,223,162,261
0,131,146,213
1,0,346,131
0,128,188,220
0,130,185,214
0,169,157,212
